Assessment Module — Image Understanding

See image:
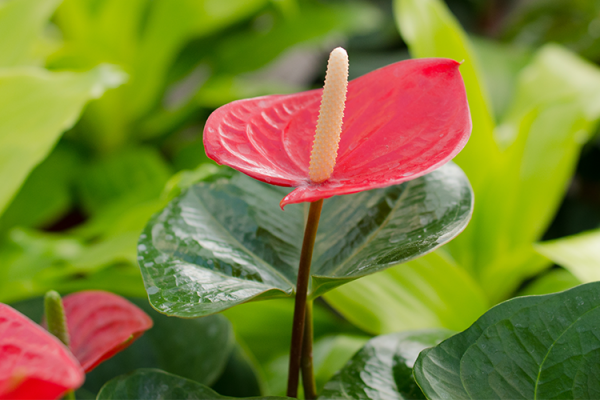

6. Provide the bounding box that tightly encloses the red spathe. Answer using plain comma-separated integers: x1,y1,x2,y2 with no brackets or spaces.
204,58,472,208
0,304,84,400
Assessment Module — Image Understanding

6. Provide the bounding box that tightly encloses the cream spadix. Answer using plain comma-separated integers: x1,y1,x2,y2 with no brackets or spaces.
308,47,349,183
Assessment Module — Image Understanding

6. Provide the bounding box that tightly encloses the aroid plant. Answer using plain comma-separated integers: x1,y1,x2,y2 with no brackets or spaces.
139,46,472,398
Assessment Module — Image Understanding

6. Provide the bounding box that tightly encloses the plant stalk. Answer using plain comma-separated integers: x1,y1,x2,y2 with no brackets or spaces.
301,300,317,400
286,199,323,398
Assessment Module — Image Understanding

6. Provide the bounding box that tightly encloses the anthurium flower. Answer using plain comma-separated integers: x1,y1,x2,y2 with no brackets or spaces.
56,291,153,372
0,304,84,400
204,51,471,207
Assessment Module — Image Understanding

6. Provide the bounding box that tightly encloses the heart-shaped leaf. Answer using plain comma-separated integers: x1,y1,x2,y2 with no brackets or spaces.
138,163,472,317
96,369,289,400
414,281,600,399
319,329,453,399
0,304,84,400
60,291,153,372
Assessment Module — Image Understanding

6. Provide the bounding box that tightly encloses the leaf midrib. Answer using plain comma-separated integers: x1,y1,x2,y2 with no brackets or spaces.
533,305,600,399
317,180,415,278
190,190,296,290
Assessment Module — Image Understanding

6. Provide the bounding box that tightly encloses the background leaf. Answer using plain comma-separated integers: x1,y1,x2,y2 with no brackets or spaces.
319,329,453,400
535,229,600,283
414,281,600,399
0,65,126,217
0,0,61,67
138,163,472,317
324,249,488,335
96,369,289,400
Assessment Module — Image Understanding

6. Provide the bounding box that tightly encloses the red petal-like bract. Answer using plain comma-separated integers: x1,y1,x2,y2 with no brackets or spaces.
61,291,153,372
0,304,84,400
204,58,472,207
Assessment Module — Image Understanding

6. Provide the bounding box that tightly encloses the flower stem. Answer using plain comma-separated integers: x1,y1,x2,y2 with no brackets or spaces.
287,199,323,398
301,300,317,400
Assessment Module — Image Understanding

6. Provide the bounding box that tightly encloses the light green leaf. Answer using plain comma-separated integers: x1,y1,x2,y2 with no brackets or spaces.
535,229,600,283
264,334,369,396
223,298,359,366
518,268,582,297
324,250,488,335
477,45,600,301
0,0,61,67
0,65,126,217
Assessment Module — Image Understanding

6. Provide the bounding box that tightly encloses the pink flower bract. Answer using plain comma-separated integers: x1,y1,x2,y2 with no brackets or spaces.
59,291,153,372
0,304,84,400
204,57,471,208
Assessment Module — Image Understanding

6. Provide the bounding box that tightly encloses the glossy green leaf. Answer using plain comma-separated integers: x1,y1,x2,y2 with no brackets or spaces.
0,65,125,217
393,0,498,197
96,369,289,400
319,329,453,399
535,229,600,283
138,163,473,317
0,0,61,67
324,250,488,335
414,282,600,399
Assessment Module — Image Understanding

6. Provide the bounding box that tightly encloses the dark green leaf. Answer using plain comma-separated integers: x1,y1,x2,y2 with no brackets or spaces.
138,163,473,317
414,282,600,399
211,345,263,397
319,329,453,399
96,369,289,400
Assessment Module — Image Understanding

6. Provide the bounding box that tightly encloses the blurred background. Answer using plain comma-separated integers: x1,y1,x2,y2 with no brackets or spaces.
2,0,600,396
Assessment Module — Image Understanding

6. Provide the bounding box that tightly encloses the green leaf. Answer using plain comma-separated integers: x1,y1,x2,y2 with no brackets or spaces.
223,298,359,366
96,369,289,400
0,65,126,217
0,0,61,67
138,163,473,317
414,282,600,399
76,147,171,216
393,0,499,196
475,45,600,301
0,143,81,233
211,345,264,398
265,334,369,397
324,249,488,335
319,329,453,399
518,269,581,297
535,229,600,283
